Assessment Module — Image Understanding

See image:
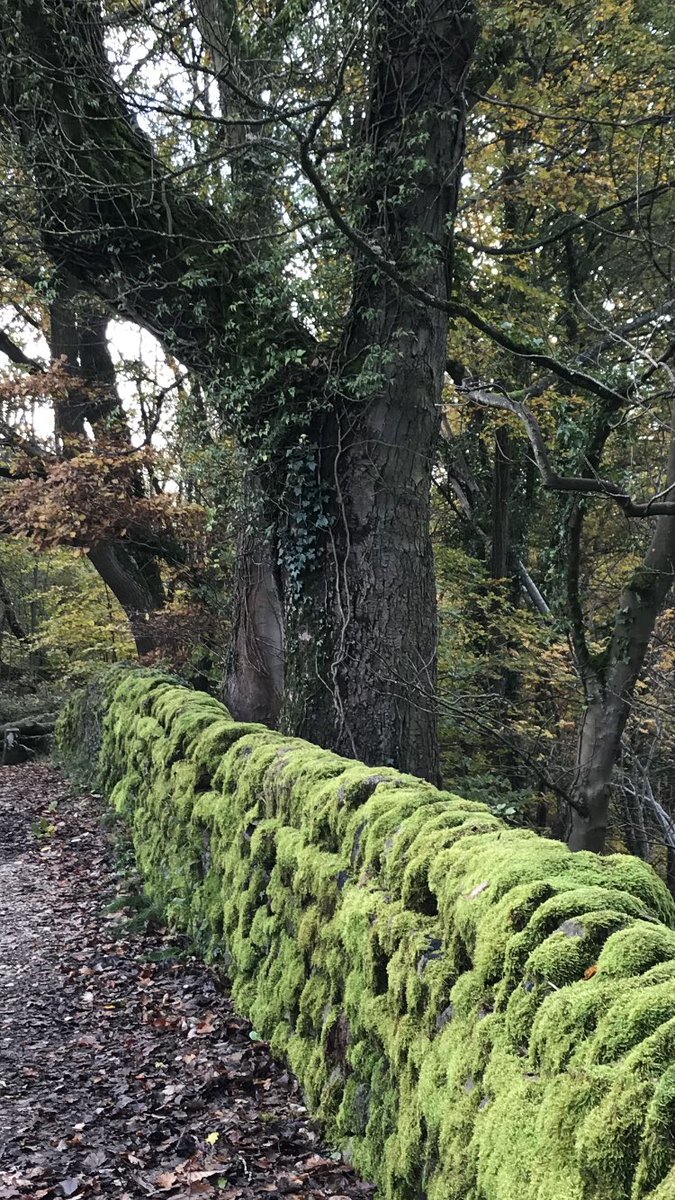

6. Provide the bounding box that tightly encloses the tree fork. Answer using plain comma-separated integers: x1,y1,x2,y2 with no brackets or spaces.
281,0,480,781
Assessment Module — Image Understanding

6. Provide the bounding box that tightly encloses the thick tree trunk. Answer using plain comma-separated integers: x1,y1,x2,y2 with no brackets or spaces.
88,542,164,658
569,602,675,853
280,0,478,781
0,566,27,641
3,0,477,778
225,530,284,725
282,347,443,779
568,700,624,852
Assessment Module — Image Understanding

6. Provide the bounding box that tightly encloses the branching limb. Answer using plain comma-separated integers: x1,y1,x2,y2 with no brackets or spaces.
455,182,674,257
0,329,41,372
437,413,551,614
0,417,52,473
460,387,675,516
619,743,675,852
295,140,629,408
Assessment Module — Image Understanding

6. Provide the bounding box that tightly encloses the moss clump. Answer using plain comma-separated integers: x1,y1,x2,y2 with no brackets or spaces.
57,669,675,1200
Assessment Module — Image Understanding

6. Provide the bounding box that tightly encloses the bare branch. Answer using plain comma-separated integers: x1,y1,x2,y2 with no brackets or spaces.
461,387,675,516
0,329,41,372
456,182,675,257
438,412,551,615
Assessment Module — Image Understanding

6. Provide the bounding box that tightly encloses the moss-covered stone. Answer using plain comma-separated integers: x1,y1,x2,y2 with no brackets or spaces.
57,668,675,1200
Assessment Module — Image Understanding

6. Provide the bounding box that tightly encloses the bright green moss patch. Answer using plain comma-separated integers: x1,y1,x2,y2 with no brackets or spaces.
57,668,675,1200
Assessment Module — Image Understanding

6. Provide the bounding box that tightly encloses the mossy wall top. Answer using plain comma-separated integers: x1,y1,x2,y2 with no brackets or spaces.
57,668,675,1200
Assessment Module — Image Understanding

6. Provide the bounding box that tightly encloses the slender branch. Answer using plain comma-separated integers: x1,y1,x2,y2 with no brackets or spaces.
434,689,583,813
517,561,550,616
564,499,593,692
0,418,52,473
461,387,675,516
618,743,675,852
438,413,551,615
453,301,675,410
469,90,675,131
296,141,629,409
571,299,675,368
456,183,674,257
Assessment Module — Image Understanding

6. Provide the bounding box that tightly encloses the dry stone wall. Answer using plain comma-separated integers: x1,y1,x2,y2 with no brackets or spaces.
57,668,675,1200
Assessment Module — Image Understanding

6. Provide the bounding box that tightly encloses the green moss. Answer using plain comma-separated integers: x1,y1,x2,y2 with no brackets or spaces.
57,667,675,1200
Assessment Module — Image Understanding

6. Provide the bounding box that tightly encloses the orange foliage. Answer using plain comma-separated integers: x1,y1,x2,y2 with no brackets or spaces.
1,446,201,555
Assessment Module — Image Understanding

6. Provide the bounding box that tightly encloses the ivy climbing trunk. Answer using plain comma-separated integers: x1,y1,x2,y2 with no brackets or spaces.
1,0,477,780
280,0,479,781
281,362,443,779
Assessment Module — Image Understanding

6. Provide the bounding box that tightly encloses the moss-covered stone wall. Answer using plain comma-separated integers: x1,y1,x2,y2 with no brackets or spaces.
57,668,675,1200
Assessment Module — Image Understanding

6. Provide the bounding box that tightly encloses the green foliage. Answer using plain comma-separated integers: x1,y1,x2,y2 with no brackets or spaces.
436,548,578,821
0,538,134,716
58,667,675,1200
104,888,166,935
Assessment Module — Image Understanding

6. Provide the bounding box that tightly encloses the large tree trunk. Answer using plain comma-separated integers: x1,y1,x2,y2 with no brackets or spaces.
225,528,284,725
0,564,27,641
88,542,165,658
280,0,479,781
568,699,625,852
1,0,477,779
282,350,443,778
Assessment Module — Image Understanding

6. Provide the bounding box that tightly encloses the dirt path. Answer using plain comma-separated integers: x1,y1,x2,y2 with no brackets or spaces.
0,764,375,1200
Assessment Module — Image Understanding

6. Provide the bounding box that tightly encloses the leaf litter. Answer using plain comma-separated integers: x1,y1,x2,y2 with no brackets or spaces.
0,763,377,1200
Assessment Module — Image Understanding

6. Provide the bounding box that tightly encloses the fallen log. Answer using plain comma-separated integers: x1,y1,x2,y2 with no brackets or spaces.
1,714,56,765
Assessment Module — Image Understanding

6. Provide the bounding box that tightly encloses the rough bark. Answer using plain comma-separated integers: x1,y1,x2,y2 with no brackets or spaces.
224,531,284,726
88,542,164,658
0,566,27,641
281,0,479,780
569,416,675,851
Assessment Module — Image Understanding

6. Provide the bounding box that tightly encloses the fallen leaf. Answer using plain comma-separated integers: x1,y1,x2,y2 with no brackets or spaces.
82,1148,107,1170
155,1171,177,1190
58,1179,81,1198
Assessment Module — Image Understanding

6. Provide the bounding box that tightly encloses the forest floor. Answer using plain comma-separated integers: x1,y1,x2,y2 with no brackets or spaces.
0,763,376,1200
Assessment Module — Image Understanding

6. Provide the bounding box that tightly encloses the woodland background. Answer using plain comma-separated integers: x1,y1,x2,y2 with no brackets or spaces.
0,0,674,875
